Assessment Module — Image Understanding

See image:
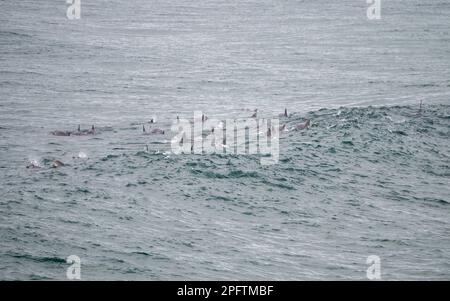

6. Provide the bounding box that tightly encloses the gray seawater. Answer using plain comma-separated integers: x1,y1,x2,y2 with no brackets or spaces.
1,0,449,280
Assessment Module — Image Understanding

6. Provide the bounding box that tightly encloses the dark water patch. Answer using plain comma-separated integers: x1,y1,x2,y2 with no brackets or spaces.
208,195,234,202
58,217,93,227
29,274,54,280
370,238,412,247
0,30,33,39
281,220,320,227
423,168,450,178
341,140,354,146
392,130,408,136
404,83,439,88
34,194,45,201
261,179,295,190
191,169,228,179
279,157,292,163
75,187,90,194
131,251,153,256
385,190,411,202
228,170,259,178
101,154,121,161
6,253,66,265
134,151,151,157
421,197,449,206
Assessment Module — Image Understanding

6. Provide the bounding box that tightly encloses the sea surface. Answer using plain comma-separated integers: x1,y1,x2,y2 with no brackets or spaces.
0,0,449,280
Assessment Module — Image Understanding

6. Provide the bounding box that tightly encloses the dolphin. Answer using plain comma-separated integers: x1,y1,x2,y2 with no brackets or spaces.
51,130,71,136
178,136,194,151
221,137,228,149
417,100,423,116
279,108,288,117
142,124,152,135
86,125,95,135
279,124,287,132
71,124,83,136
72,125,95,136
150,128,165,135
52,160,65,168
26,159,41,169
144,125,164,134
295,119,310,130
26,164,41,169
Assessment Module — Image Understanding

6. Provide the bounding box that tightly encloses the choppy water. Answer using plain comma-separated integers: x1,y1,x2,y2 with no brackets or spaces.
1,0,449,280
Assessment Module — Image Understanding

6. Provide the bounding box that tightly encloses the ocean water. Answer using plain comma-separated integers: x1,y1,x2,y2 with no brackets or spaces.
0,0,449,280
